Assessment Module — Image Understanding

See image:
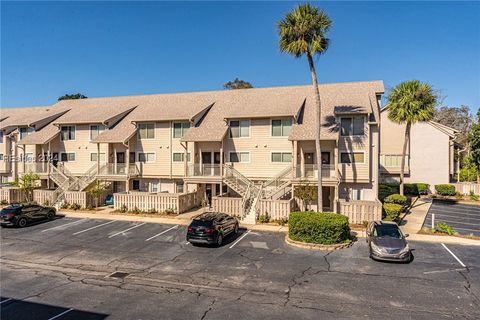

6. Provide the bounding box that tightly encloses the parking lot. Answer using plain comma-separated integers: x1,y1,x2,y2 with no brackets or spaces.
423,199,480,236
1,215,480,319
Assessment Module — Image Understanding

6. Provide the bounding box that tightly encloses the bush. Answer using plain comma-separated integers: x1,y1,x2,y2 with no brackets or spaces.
118,204,128,213
435,222,456,235
404,183,430,195
383,203,403,221
459,165,478,182
379,184,399,202
147,208,158,214
435,184,456,196
164,208,176,215
257,214,271,223
0,200,8,205
384,194,408,206
275,217,288,226
60,202,70,209
288,212,350,245
70,203,81,211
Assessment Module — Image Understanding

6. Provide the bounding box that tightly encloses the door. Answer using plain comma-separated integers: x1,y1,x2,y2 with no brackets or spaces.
202,152,212,176
322,187,331,211
205,184,212,207
304,152,315,177
116,152,125,174
321,152,331,165
52,153,59,167
214,152,221,175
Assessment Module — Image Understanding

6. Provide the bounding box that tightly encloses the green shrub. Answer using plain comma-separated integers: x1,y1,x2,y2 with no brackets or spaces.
459,165,478,182
70,203,81,211
435,222,456,235
470,192,480,201
60,202,70,209
383,203,403,221
148,208,158,214
0,199,8,205
379,184,399,202
118,204,128,213
128,206,142,214
164,207,176,215
257,214,271,223
404,183,430,195
435,184,456,196
384,194,408,206
275,217,288,226
288,212,350,245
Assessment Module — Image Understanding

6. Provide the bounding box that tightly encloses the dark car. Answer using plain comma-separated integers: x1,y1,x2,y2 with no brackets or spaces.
187,212,239,246
0,204,57,227
366,221,411,262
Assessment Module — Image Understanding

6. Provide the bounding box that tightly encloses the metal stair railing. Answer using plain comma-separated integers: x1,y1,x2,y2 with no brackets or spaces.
223,164,259,196
262,165,293,199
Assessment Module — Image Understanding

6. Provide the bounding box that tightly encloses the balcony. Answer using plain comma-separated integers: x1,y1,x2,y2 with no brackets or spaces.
23,162,49,175
294,164,337,182
187,164,221,177
97,163,140,179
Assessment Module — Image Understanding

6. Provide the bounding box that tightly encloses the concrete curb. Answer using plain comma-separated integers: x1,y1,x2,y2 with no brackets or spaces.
285,234,353,251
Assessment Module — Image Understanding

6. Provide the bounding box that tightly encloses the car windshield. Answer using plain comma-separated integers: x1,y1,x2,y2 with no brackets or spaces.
191,220,213,228
374,224,402,238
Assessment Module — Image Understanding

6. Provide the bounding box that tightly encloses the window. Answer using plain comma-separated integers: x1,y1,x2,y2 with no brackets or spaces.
60,126,75,141
172,152,191,162
229,120,250,138
138,123,155,139
230,152,250,163
271,152,292,163
0,154,4,160
148,181,160,193
340,152,365,164
0,131,3,143
138,152,155,163
90,153,106,162
90,124,106,140
19,127,33,140
173,122,190,138
60,152,76,162
129,152,136,163
340,117,364,136
271,119,292,137
132,180,140,190
351,188,363,201
176,181,184,193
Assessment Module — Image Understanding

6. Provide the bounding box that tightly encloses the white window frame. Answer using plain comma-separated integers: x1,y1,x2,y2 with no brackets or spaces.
60,125,76,141
351,187,363,201
340,116,365,137
148,180,160,193
137,152,156,163
90,152,106,162
60,152,76,162
228,119,250,139
90,124,106,141
381,154,409,167
228,151,250,163
270,151,293,163
176,181,184,193
271,119,292,137
172,122,191,139
137,123,155,140
172,152,191,162
339,151,366,164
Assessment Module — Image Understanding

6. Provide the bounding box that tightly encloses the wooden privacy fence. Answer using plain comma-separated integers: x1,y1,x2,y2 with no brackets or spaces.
33,190,56,205
211,197,242,217
259,199,295,220
338,200,382,224
0,188,25,204
453,183,480,195
114,191,201,214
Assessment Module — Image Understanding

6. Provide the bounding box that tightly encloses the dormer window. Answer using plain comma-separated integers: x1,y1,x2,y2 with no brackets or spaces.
340,116,364,136
19,127,33,140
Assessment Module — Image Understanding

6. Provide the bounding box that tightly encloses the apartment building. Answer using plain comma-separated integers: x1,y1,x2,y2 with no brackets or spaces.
1,80,385,223
380,109,458,191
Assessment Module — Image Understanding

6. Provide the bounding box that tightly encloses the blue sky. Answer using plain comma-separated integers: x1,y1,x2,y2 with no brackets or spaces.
1,1,479,111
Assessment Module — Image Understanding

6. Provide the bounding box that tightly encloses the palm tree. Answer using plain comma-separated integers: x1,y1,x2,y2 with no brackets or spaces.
386,80,438,195
278,4,332,211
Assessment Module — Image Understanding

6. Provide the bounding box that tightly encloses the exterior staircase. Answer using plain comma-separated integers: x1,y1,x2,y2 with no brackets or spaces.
262,165,293,200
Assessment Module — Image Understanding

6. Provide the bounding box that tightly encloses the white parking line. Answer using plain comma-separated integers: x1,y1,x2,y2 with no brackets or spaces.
145,225,179,241
0,298,12,304
41,219,86,232
47,308,73,320
441,243,466,268
73,220,116,235
229,230,251,249
108,222,146,238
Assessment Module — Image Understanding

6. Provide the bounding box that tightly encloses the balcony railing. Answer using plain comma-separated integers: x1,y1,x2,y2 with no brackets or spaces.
294,164,336,180
98,163,139,176
24,162,49,174
187,164,221,177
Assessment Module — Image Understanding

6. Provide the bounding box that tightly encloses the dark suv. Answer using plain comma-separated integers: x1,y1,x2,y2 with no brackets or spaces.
187,212,239,246
0,204,57,227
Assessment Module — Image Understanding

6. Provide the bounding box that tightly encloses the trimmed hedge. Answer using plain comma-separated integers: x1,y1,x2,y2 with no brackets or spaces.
379,184,399,202
288,212,350,245
383,203,403,221
384,194,408,206
435,184,456,196
405,183,429,195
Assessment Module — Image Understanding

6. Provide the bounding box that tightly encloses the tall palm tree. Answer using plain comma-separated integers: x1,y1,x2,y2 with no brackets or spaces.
278,4,331,211
386,80,438,195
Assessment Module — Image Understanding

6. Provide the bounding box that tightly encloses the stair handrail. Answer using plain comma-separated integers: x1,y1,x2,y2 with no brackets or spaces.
263,165,292,190
223,164,252,189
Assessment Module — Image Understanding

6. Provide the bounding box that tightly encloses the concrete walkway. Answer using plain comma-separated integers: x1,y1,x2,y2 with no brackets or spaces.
399,197,432,235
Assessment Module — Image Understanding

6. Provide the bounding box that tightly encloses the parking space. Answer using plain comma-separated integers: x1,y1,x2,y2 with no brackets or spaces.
1,216,480,319
423,199,480,236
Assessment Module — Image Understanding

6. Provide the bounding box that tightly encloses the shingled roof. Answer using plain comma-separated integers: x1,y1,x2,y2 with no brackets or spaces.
0,106,69,132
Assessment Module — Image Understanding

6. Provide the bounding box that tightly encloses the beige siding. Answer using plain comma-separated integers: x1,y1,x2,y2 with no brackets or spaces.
223,118,293,179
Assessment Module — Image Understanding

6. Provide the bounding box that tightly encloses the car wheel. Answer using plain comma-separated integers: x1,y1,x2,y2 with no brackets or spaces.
47,211,55,220
234,223,239,235
17,218,27,228
216,234,223,247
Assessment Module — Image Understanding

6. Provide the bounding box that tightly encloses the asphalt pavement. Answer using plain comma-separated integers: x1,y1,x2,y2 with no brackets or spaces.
423,199,480,236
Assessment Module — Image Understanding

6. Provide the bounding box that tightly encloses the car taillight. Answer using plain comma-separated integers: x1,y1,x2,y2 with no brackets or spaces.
6,213,15,218
188,227,193,232
204,228,216,234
